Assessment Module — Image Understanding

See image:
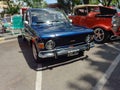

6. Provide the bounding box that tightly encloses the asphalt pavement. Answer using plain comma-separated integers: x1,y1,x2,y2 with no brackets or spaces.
0,32,120,90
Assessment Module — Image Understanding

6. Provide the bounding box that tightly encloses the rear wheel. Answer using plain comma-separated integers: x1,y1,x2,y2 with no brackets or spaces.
94,28,110,43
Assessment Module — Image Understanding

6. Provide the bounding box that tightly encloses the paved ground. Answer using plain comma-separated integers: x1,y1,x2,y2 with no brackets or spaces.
0,38,119,90
0,39,36,90
0,29,120,90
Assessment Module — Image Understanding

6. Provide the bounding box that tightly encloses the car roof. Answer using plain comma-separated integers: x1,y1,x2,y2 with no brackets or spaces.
73,4,102,11
73,4,117,15
74,4,101,8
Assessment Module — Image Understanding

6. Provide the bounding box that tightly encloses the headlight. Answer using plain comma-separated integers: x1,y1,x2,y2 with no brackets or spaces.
45,40,55,50
85,35,94,43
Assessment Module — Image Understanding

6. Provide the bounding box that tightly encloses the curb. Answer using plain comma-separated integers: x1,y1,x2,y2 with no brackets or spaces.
0,37,5,42
0,34,21,43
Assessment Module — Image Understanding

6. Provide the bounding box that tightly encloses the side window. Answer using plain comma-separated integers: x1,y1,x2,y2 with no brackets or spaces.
88,7,99,13
75,8,88,16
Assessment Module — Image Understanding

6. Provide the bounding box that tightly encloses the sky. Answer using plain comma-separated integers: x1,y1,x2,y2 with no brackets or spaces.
45,0,57,4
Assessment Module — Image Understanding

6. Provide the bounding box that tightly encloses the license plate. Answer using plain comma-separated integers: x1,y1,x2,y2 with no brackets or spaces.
68,49,79,57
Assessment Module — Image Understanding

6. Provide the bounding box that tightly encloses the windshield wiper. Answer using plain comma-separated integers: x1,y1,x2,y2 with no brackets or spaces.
36,21,45,23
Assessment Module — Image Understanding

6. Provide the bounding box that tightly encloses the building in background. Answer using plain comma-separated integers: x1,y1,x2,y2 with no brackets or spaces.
0,0,8,8
0,0,8,18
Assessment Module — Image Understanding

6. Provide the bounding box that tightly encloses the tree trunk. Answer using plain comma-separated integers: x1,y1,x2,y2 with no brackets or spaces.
107,0,112,6
83,0,89,4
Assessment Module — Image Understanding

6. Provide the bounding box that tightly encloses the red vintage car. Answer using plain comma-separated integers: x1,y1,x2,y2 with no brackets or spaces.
69,5,120,43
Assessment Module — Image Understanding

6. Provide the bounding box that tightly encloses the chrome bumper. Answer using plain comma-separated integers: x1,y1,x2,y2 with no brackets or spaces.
38,42,94,59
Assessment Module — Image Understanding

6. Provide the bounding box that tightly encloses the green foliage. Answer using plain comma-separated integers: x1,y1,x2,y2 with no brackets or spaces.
57,0,81,14
57,0,120,14
83,0,89,4
97,0,120,7
22,0,33,7
22,0,47,8
6,6,20,15
5,1,20,15
110,0,120,8
89,0,99,4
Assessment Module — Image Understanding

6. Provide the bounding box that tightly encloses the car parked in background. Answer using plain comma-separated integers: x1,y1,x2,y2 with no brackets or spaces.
22,8,94,63
69,5,120,43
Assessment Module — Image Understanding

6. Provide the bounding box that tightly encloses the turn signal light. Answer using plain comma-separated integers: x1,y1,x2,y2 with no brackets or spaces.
38,43,44,49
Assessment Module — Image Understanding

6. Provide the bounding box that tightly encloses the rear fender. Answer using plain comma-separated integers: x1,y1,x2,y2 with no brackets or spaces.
93,24,120,35
92,25,114,36
92,24,112,31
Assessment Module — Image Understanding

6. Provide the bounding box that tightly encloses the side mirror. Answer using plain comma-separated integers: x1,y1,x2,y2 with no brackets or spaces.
24,21,28,24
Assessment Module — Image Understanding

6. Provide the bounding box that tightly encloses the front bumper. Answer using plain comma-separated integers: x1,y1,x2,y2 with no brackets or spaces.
38,42,94,59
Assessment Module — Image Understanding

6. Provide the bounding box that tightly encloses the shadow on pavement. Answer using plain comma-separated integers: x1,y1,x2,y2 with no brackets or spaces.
37,55,88,71
17,36,38,70
17,36,88,71
17,36,120,90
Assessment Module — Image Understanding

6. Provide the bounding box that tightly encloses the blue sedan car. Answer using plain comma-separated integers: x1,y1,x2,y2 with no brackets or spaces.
22,8,94,63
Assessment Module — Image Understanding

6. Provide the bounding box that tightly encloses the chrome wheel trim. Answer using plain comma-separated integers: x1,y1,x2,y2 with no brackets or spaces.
32,44,37,60
94,28,105,42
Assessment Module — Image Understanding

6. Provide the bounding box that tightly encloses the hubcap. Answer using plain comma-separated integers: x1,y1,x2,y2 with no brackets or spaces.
94,28,105,42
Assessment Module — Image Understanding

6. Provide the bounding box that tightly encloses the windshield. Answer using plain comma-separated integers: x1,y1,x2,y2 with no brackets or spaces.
31,9,70,25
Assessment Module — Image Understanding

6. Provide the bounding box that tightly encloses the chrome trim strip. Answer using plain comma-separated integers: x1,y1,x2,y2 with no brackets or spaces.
38,42,94,59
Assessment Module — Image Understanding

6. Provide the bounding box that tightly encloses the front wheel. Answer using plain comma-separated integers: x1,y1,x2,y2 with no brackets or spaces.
94,28,109,43
32,43,39,63
21,34,26,42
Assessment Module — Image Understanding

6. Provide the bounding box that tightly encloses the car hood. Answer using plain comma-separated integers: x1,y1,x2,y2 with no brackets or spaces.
31,24,93,39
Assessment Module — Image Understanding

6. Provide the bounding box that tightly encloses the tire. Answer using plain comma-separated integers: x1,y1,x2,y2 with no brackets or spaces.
22,35,26,41
94,28,109,43
21,29,26,42
32,43,40,63
79,51,84,58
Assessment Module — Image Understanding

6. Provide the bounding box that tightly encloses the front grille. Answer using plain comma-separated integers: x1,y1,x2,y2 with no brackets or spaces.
55,34,88,47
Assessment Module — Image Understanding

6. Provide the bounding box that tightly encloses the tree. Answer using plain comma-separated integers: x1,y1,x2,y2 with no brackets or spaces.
89,0,99,4
116,0,120,8
97,0,120,8
110,0,120,8
57,0,81,14
22,0,33,7
98,0,113,6
83,0,89,4
5,0,20,15
22,0,47,8
32,0,43,8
